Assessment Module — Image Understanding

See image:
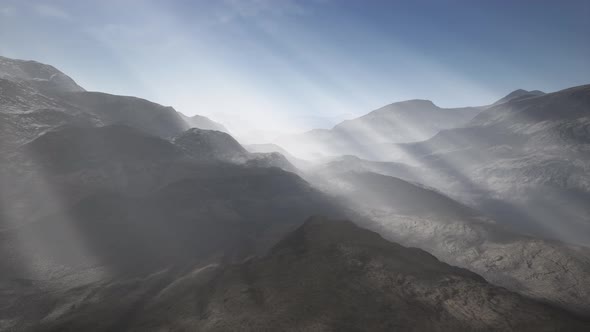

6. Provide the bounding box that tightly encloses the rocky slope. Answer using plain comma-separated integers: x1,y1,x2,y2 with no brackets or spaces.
309,170,590,316
0,124,331,281
173,128,297,171
246,143,311,169
0,55,84,93
23,218,589,332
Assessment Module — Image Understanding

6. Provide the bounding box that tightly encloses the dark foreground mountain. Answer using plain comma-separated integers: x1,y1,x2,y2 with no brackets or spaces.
0,124,329,283
24,218,589,332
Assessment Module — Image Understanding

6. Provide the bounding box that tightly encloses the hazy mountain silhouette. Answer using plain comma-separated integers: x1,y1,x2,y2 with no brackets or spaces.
492,89,546,106
276,99,480,159
383,84,590,245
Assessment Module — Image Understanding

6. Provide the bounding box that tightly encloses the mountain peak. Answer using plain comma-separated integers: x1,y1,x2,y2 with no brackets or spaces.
0,55,84,93
173,128,248,161
493,89,546,105
380,99,438,110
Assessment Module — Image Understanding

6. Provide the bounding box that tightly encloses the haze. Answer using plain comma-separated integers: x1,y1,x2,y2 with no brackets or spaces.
2,0,589,141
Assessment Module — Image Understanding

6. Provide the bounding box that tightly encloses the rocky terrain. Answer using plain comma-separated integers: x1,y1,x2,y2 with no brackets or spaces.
2,55,590,330
20,218,590,332
310,170,590,316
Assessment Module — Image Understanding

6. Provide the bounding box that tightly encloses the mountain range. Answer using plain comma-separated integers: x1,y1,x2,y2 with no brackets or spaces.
1,55,590,331
276,99,481,159
383,85,590,246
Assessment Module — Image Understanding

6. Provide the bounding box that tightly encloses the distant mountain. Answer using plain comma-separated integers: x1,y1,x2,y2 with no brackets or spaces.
276,99,481,159
245,143,295,159
385,84,590,245
178,112,228,132
26,218,588,332
0,124,337,284
309,155,421,183
492,89,546,106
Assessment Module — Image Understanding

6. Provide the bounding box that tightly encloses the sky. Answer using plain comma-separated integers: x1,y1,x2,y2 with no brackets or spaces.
1,0,589,138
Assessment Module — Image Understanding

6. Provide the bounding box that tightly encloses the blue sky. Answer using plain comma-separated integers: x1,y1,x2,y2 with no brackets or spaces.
1,0,589,136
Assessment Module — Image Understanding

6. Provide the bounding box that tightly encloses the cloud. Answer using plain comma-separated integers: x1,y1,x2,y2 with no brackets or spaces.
33,3,70,20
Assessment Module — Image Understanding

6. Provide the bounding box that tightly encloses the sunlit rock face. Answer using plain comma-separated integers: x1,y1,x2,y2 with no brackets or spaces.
23,218,589,332
275,99,481,160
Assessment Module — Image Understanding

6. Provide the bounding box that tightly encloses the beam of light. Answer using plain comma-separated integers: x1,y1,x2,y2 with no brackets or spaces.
73,0,501,144
0,150,107,289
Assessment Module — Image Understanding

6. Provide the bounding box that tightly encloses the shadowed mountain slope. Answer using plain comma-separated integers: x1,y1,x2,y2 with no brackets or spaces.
27,218,589,332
